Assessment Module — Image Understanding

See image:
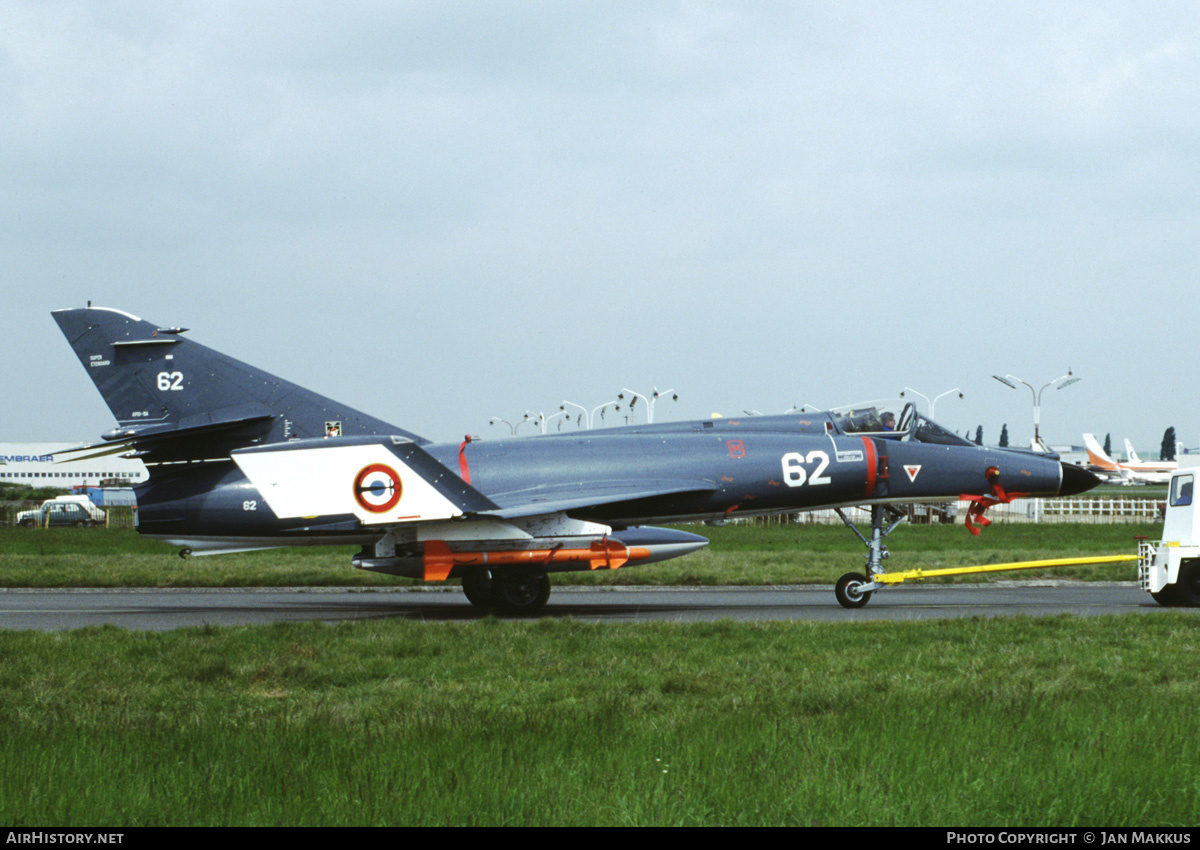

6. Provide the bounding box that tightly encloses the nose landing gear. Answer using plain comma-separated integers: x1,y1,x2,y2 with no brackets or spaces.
833,504,906,609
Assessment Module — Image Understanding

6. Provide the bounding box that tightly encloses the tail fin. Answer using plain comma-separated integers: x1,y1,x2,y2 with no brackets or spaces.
53,306,424,460
1124,439,1141,464
1083,433,1119,470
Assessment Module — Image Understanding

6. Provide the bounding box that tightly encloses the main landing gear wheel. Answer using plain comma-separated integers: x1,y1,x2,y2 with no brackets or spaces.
835,572,873,609
490,571,552,615
462,568,494,608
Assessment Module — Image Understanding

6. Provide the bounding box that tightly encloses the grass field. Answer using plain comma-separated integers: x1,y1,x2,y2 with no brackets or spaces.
2,614,1199,826
0,521,1156,588
3,521,1192,826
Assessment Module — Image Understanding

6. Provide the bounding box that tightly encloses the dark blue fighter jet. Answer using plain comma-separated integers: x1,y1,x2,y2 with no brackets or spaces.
52,306,1100,610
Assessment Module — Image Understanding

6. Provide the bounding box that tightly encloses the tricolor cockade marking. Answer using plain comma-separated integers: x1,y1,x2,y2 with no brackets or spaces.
353,463,403,513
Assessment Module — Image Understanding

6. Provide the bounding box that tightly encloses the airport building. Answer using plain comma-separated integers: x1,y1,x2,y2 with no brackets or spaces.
0,443,148,488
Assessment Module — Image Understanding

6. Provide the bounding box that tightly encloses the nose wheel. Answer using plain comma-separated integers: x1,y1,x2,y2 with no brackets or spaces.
835,572,873,608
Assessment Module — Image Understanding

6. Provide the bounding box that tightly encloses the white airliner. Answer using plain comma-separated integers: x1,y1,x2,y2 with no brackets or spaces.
1083,434,1176,485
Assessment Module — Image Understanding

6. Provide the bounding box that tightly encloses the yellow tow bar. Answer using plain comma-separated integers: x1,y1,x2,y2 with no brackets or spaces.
837,554,1139,608
871,554,1138,585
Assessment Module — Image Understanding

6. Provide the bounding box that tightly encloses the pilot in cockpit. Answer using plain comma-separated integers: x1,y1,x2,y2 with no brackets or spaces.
880,411,902,440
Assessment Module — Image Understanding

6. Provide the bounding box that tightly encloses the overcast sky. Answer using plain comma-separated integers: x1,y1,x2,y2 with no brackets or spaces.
3,2,1198,452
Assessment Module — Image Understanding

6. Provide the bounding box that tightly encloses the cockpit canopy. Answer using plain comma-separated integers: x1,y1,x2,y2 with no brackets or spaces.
828,401,974,447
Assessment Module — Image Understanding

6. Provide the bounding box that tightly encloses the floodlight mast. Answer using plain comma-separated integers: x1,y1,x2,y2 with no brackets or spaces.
518,410,569,435
899,387,962,419
992,371,1080,451
560,401,589,429
561,400,622,429
618,387,677,424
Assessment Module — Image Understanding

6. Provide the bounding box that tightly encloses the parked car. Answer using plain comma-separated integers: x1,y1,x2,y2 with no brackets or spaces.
16,496,106,528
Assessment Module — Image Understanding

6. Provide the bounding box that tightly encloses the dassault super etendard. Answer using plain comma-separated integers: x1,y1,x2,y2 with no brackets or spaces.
52,306,1100,611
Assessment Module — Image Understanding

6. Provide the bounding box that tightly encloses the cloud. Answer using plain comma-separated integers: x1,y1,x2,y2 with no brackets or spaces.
3,2,1198,445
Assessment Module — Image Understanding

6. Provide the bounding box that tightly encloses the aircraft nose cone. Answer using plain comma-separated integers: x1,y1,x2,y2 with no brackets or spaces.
1059,462,1101,497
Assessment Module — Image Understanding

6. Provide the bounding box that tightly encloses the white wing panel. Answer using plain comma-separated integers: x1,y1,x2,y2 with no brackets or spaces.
233,443,463,525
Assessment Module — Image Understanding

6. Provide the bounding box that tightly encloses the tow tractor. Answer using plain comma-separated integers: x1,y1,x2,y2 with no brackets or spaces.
1138,456,1200,607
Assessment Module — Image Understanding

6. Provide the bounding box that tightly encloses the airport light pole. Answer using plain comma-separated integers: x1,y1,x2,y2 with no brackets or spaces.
488,417,517,436
619,387,677,424
592,401,621,428
652,388,677,423
561,400,623,429
618,389,649,424
560,401,590,429
992,372,1081,451
520,412,548,435
899,387,962,419
537,411,569,434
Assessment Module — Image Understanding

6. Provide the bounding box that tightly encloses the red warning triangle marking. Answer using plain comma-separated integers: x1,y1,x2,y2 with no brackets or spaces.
904,465,921,482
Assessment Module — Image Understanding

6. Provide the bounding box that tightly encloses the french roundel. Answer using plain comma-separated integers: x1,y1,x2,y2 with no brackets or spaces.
353,463,403,513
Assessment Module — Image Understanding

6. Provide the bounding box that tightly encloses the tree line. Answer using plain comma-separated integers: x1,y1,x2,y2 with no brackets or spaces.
962,426,1180,459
